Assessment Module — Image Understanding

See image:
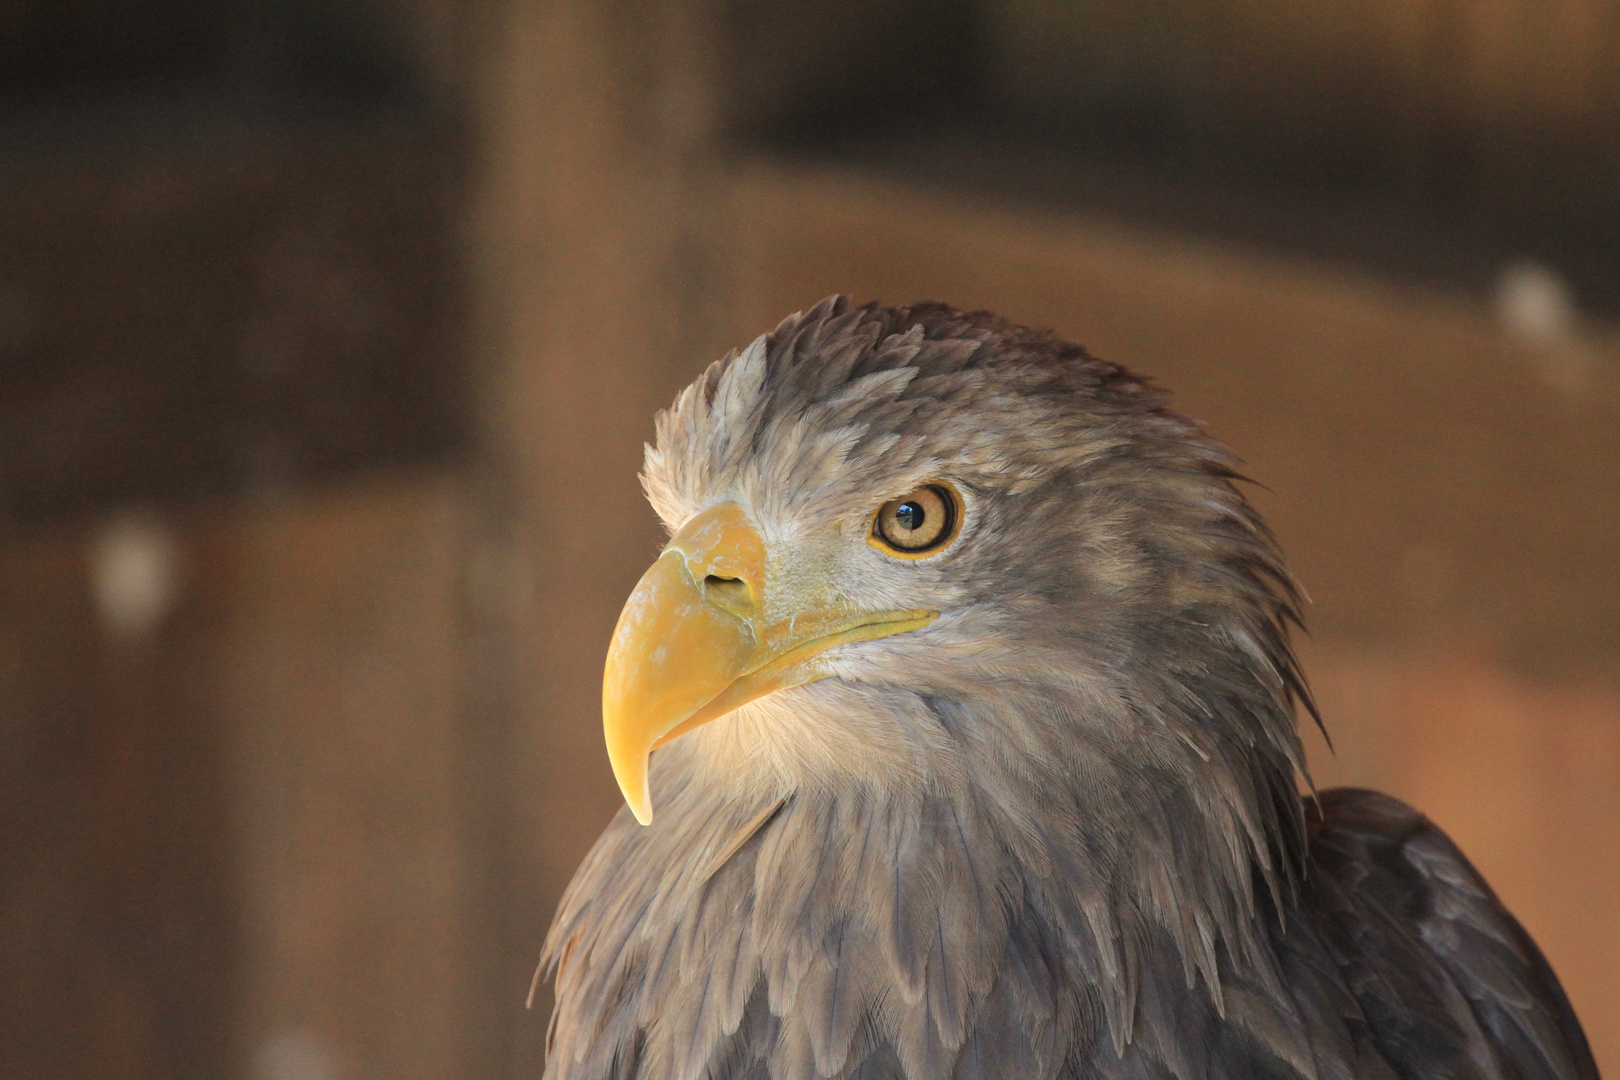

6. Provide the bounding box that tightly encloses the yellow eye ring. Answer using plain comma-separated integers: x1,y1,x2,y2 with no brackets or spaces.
869,483,962,558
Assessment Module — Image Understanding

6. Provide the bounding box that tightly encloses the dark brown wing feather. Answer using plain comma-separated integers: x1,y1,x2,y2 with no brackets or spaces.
1300,788,1599,1080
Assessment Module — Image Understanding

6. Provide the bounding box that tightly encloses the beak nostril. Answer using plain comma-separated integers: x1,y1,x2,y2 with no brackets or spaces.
703,574,753,611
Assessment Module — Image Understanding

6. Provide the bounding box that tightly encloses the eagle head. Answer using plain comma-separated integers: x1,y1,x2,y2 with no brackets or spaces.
608,295,1311,849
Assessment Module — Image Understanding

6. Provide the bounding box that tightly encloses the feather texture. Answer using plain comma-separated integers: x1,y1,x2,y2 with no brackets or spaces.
545,298,1596,1080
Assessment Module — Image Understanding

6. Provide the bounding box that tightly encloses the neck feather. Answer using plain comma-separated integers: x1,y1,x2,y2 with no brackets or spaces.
544,673,1305,1080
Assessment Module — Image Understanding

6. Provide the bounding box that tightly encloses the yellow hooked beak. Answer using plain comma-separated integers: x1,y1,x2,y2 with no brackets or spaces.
603,502,936,824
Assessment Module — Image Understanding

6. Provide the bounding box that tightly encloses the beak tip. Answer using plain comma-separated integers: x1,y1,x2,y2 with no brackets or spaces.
621,777,654,824
608,752,655,826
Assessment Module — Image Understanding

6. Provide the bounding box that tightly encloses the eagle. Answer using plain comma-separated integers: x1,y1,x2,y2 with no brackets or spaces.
538,297,1597,1080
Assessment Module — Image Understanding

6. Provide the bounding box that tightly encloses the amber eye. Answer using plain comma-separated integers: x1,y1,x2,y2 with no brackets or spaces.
871,484,960,557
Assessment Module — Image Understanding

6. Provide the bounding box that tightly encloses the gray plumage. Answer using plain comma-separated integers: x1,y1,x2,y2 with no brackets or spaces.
541,297,1598,1080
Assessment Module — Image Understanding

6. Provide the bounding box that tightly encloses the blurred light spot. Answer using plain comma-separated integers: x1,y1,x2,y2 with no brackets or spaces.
1495,260,1577,346
254,1028,343,1080
90,511,181,642
1493,260,1597,399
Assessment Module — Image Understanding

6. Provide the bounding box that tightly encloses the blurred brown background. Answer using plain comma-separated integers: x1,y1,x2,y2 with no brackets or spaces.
1,2,1616,1078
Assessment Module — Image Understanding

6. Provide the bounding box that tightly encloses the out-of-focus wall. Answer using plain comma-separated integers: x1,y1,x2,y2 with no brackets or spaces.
994,0,1620,164
0,5,475,1078
456,4,735,1074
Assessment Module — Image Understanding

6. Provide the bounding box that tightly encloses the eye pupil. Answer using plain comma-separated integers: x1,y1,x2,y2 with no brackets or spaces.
872,484,959,556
